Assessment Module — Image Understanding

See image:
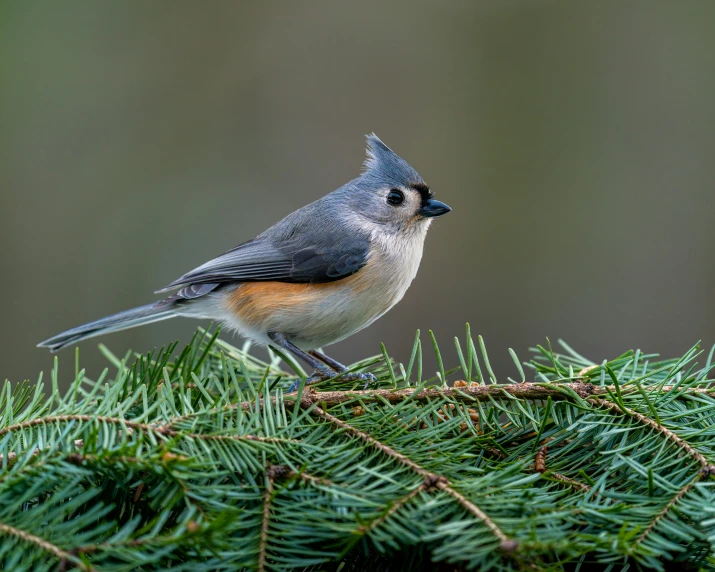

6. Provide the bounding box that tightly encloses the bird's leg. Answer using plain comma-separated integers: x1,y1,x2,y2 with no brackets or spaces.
309,349,378,388
268,333,376,391
308,350,348,372
268,332,336,383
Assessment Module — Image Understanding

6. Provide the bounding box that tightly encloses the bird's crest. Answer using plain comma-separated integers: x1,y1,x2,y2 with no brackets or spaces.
362,133,424,187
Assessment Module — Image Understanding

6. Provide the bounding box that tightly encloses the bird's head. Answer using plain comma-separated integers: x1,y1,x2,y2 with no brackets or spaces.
346,134,451,235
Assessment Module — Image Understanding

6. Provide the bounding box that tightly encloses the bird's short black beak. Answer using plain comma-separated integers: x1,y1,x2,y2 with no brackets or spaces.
419,198,452,218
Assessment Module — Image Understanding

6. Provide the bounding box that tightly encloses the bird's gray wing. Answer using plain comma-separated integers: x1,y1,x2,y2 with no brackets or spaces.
157,234,370,293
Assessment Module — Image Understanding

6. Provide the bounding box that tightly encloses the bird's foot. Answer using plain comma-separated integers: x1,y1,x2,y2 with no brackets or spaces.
287,371,378,392
337,372,378,389
287,371,331,393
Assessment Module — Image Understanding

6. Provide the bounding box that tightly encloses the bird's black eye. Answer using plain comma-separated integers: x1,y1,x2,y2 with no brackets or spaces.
386,189,405,206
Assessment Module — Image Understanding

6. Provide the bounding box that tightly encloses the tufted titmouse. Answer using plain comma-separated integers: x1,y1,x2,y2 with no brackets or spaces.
39,135,451,386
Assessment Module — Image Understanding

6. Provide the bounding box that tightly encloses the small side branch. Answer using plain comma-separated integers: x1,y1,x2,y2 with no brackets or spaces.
309,406,434,479
258,466,279,572
0,439,85,468
543,472,591,493
588,398,715,474
308,405,516,550
357,484,426,536
166,432,298,445
632,474,703,551
0,522,96,572
0,415,164,439
0,416,292,465
0,414,286,444
435,480,516,550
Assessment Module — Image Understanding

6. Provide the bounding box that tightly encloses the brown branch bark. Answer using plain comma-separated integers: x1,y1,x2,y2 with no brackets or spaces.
292,382,715,408
161,382,715,430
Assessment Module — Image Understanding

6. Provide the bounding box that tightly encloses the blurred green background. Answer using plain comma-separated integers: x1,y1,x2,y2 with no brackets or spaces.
2,1,714,389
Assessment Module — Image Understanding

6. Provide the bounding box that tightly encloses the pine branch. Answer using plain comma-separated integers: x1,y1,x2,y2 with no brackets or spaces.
164,382,715,430
2,327,715,571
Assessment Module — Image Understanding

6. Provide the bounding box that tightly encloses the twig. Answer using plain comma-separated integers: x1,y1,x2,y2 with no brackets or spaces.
308,405,516,550
167,432,297,445
0,415,163,439
631,473,703,551
161,382,715,429
435,480,516,550
543,472,591,493
0,522,96,572
357,484,426,535
78,521,202,555
0,440,84,467
291,383,715,407
588,398,715,474
309,406,435,479
259,466,282,572
0,414,283,444
162,383,590,428
0,414,293,455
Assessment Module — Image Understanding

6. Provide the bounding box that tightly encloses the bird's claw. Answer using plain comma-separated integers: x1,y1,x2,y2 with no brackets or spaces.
287,371,377,392
287,379,304,393
339,372,378,389
287,372,326,393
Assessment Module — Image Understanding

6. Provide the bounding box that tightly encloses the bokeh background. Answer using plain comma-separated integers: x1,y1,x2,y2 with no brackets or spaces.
2,1,714,389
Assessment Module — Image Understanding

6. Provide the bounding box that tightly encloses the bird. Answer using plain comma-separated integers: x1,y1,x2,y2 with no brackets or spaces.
38,134,451,388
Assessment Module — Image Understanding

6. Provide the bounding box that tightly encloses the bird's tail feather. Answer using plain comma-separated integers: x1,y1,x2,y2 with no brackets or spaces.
38,301,178,352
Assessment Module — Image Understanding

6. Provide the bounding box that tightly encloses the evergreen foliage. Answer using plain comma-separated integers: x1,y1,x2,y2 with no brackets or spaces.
1,327,715,571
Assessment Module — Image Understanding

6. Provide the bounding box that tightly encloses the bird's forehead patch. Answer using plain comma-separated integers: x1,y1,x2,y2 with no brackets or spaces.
410,183,433,202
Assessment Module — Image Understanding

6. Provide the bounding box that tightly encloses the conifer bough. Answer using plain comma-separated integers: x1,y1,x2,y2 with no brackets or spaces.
1,327,714,571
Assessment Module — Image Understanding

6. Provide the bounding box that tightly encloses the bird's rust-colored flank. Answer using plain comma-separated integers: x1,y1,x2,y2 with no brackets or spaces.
227,276,356,326
227,255,392,327
229,282,322,326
